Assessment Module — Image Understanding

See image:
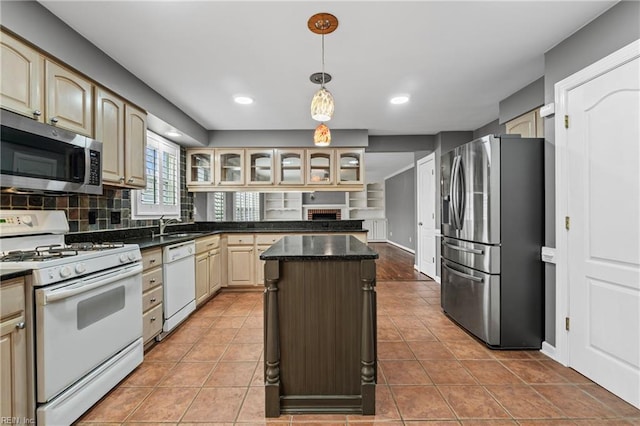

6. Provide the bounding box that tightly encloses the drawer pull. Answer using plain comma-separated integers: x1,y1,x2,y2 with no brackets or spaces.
149,278,156,284
150,298,157,303
150,317,156,322
16,322,25,330
149,259,156,264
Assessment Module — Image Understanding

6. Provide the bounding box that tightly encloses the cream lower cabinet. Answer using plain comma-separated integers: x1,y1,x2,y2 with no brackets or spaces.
195,235,221,305
255,234,282,285
227,234,255,286
0,277,28,420
141,248,163,345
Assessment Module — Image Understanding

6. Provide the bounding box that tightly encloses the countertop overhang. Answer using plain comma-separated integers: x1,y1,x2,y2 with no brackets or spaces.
260,235,378,261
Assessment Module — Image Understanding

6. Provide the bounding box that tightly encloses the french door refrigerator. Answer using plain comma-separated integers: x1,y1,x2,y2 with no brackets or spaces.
440,134,543,349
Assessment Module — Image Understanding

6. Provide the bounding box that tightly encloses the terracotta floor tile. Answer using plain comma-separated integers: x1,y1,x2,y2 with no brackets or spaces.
533,384,617,418
515,421,578,425
251,361,265,386
78,387,152,422
164,324,209,344
221,343,263,361
244,315,264,328
346,385,401,421
181,387,247,422
205,361,258,387
420,360,477,385
377,341,416,360
459,421,518,425
128,387,198,422
407,341,455,360
119,361,175,387
143,340,194,362
380,360,431,385
501,360,569,384
202,326,240,344
577,384,640,417
443,340,495,360
461,360,523,385
490,350,536,360
390,315,426,329
158,361,215,387
236,386,267,422
233,327,264,343
428,324,473,341
485,384,565,419
438,385,510,419
540,360,592,384
214,315,248,328
378,327,403,341
183,341,229,362
290,414,348,422
398,326,438,341
391,385,456,420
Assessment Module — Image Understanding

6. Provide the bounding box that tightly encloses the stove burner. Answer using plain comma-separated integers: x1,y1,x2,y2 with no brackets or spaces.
68,242,125,251
1,246,79,262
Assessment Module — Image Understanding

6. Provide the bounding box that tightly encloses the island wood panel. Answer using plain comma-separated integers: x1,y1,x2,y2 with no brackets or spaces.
264,257,376,416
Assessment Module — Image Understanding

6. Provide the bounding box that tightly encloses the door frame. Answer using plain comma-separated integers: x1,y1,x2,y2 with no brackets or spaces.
416,153,437,280
554,39,640,366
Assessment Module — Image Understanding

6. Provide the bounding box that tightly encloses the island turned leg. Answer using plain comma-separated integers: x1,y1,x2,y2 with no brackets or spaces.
360,259,376,415
264,260,281,418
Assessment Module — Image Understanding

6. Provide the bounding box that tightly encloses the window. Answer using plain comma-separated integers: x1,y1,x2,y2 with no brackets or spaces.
132,131,180,219
213,192,226,221
233,192,260,221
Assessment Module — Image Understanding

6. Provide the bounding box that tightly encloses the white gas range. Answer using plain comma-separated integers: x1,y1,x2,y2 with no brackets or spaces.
0,210,144,425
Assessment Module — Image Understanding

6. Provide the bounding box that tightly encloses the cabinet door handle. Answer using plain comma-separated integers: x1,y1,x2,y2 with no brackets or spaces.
149,278,156,283
150,317,156,322
128,178,134,183
16,322,26,330
149,259,156,264
33,110,42,117
50,117,59,124
150,298,157,303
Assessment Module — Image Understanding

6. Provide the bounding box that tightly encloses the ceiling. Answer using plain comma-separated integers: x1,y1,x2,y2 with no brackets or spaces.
39,1,616,140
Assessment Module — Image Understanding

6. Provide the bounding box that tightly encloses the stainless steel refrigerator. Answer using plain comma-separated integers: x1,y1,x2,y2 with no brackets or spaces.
440,134,543,349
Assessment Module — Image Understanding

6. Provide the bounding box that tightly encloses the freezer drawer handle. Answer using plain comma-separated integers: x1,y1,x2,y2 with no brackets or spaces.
443,263,484,283
443,242,484,255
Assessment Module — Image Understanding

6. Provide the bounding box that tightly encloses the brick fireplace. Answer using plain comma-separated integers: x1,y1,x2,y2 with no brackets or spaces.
307,208,342,220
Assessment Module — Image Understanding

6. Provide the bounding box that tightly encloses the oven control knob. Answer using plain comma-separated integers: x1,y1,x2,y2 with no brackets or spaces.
119,254,128,263
128,252,136,261
21,216,33,226
75,263,86,274
60,266,72,278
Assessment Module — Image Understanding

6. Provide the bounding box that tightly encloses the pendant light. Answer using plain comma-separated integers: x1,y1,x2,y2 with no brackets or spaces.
313,123,331,147
308,13,338,124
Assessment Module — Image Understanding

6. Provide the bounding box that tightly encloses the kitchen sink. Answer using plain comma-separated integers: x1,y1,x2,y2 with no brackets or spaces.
152,232,205,239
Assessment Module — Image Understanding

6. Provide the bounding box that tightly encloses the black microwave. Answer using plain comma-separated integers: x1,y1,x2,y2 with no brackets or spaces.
0,109,102,195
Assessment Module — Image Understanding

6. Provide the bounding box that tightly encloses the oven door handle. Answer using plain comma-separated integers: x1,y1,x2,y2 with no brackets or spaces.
39,263,143,305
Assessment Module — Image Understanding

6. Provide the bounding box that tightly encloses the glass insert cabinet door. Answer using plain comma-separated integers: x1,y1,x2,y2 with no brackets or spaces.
186,149,214,185
246,149,274,185
276,149,305,185
337,149,364,185
306,149,334,185
215,149,245,185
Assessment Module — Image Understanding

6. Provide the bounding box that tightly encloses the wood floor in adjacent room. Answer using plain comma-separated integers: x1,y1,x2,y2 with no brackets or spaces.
75,243,640,425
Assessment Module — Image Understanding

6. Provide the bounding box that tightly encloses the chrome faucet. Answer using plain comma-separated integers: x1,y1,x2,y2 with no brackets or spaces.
158,215,182,235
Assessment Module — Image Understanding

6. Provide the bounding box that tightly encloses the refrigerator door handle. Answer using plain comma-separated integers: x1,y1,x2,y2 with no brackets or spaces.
443,242,484,255
443,262,484,283
456,158,466,229
450,156,460,229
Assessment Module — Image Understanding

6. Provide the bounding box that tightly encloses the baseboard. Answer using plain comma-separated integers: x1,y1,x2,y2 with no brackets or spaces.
541,341,558,361
434,276,441,283
386,240,415,254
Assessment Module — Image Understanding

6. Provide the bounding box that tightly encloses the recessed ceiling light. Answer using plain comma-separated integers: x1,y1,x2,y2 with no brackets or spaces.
234,96,254,105
166,130,181,137
390,95,410,105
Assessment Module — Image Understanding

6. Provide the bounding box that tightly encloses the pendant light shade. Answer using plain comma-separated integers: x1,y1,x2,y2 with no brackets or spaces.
311,88,334,122
314,123,331,147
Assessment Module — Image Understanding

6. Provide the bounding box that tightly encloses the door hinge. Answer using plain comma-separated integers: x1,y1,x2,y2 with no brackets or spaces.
432,257,435,263
564,115,569,128
565,216,570,230
432,169,435,175
565,317,570,331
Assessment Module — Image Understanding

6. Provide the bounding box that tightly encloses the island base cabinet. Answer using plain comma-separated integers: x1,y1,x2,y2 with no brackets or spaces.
264,259,376,416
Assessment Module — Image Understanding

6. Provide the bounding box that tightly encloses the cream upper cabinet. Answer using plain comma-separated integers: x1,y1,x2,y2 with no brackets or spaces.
95,88,125,185
45,60,93,136
275,149,305,186
0,277,28,421
505,109,544,138
0,31,43,120
96,89,147,188
336,149,364,185
187,149,215,185
246,149,274,186
216,149,245,186
306,149,334,185
124,104,147,188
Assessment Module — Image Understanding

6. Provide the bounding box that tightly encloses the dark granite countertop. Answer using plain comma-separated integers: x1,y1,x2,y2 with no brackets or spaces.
65,220,366,250
1,267,32,281
260,235,378,261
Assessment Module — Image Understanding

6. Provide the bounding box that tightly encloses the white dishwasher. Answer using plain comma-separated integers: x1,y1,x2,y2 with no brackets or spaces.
161,240,196,337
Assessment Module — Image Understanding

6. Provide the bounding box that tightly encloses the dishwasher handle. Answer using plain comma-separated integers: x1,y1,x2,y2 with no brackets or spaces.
164,241,195,263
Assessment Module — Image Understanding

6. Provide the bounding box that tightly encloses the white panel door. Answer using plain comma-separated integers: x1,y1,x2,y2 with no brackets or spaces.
417,154,436,279
567,55,640,408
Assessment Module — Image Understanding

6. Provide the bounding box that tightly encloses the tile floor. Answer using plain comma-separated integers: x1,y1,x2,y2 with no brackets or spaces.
76,249,640,425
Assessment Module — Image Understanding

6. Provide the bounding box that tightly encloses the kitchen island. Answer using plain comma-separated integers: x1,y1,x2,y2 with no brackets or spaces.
260,235,378,417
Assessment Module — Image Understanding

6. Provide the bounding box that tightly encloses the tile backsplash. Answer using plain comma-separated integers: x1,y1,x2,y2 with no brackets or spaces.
0,148,194,233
